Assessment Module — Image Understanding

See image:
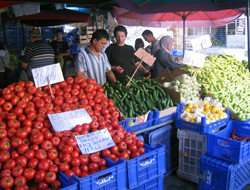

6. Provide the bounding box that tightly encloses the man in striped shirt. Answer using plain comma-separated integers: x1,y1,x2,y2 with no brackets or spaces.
21,29,55,81
75,29,116,85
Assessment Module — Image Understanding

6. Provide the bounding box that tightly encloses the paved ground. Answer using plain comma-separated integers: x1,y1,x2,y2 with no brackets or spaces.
164,171,250,190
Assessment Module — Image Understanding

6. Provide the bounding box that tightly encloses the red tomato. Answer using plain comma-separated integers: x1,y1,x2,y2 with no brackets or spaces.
45,171,57,184
131,151,141,158
35,149,47,160
135,139,144,148
59,162,70,172
16,156,28,167
34,170,46,182
0,139,10,151
3,159,16,170
28,158,39,169
98,158,106,167
88,163,99,171
30,133,44,144
48,164,58,173
53,96,64,106
0,150,10,162
11,166,23,177
41,140,53,151
118,141,127,151
62,145,73,154
51,180,62,190
37,160,50,171
17,144,29,154
0,176,14,189
14,176,26,187
110,146,119,155
3,102,13,111
79,155,89,165
47,148,58,160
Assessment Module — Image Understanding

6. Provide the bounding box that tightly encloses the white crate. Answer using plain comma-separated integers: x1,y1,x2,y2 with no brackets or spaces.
177,129,207,183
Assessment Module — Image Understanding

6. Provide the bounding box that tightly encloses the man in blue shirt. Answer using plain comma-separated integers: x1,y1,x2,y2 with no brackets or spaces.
75,29,116,85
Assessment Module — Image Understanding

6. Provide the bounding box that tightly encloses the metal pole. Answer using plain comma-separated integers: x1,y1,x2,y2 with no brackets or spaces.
247,0,250,70
182,13,187,56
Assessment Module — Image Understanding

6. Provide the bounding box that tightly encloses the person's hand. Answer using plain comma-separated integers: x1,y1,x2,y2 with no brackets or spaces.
179,57,184,61
115,66,124,74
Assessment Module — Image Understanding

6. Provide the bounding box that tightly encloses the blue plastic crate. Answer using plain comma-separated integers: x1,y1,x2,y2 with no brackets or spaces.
58,172,78,190
153,108,176,125
199,154,250,190
130,174,164,190
127,143,166,189
71,158,127,190
175,104,230,135
123,111,154,133
207,120,250,163
144,125,172,177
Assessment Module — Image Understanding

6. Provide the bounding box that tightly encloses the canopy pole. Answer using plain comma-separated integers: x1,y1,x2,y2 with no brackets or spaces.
182,13,186,57
247,0,250,71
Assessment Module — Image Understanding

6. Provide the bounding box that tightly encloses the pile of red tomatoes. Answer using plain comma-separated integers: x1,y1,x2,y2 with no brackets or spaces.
0,77,144,190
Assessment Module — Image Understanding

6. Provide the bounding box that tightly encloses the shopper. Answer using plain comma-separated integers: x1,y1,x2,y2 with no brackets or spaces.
134,38,150,79
50,29,70,78
142,30,159,56
21,29,55,81
106,25,149,82
75,29,116,85
152,35,183,78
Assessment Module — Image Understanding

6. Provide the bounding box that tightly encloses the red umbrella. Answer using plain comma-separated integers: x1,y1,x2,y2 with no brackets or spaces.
113,6,243,28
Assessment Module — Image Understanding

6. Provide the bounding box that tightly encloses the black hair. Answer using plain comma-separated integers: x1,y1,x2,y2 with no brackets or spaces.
142,30,153,36
56,29,64,35
90,29,109,43
114,25,127,37
135,38,144,50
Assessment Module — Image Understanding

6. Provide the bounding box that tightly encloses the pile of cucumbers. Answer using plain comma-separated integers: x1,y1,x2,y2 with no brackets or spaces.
104,76,174,118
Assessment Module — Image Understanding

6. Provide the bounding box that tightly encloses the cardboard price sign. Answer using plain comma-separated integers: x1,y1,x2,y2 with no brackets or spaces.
31,63,64,88
75,129,115,154
134,48,156,66
48,109,92,132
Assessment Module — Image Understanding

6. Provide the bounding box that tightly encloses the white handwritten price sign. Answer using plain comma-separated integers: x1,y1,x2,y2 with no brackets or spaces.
75,129,115,154
31,63,64,88
183,51,206,68
48,109,92,132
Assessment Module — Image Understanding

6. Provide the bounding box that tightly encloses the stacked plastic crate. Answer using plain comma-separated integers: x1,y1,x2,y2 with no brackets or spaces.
199,120,250,190
175,104,230,183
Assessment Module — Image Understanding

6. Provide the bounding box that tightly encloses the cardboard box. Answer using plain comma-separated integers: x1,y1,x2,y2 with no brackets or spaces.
155,67,203,104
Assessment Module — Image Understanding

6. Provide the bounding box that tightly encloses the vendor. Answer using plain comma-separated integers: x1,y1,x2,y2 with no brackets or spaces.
152,35,183,78
50,29,70,78
75,29,116,85
21,29,55,81
105,25,149,82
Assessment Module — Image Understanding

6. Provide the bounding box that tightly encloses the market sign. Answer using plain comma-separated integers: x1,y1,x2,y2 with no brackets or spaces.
134,48,156,66
48,108,92,132
75,129,115,154
183,51,206,68
31,63,64,88
190,35,212,52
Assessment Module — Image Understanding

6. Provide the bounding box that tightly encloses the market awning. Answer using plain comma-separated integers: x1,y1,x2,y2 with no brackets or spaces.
12,9,90,26
114,0,246,13
113,6,244,28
